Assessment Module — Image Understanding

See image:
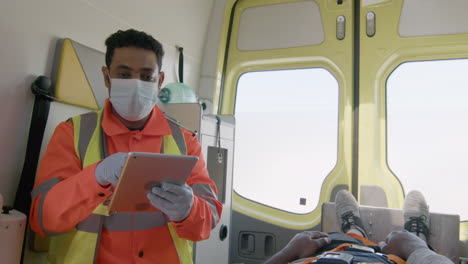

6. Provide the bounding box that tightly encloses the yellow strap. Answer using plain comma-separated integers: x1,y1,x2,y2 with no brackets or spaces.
82,110,103,168
164,132,184,155
164,128,193,263
168,224,193,264
92,203,110,216
71,115,81,160
48,228,99,264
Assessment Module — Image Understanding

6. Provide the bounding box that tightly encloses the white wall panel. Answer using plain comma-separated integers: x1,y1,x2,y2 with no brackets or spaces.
400,0,468,37
237,1,324,51
85,0,214,62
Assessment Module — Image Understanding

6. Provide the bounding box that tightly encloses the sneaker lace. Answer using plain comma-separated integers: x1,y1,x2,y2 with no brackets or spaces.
341,211,358,231
405,215,430,237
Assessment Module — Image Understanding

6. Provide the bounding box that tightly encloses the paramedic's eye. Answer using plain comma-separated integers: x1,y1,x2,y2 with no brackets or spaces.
141,75,156,82
118,72,132,79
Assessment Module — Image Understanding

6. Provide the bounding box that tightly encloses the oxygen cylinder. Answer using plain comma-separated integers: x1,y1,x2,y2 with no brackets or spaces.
158,82,198,104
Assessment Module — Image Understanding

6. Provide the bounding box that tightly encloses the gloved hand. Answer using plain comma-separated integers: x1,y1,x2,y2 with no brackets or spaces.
147,182,194,222
95,152,128,186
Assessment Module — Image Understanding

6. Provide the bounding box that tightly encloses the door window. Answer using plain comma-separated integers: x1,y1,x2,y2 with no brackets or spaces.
233,68,339,214
387,59,468,220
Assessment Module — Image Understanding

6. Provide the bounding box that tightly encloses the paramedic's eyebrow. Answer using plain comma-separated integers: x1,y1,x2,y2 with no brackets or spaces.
116,65,134,71
140,67,156,73
116,65,156,73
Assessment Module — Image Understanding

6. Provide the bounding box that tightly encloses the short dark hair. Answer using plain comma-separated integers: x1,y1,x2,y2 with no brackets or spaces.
104,29,164,71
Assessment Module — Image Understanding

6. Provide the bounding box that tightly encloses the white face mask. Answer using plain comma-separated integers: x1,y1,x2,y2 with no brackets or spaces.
109,78,159,121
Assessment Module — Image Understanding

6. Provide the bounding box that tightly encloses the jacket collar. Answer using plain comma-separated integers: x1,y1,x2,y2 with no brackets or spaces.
101,99,171,136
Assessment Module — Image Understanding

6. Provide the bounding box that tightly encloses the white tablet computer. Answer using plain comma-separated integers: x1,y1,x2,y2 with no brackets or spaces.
108,152,198,213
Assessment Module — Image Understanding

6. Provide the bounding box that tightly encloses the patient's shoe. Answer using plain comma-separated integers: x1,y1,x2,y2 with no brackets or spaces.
403,190,430,242
335,190,367,238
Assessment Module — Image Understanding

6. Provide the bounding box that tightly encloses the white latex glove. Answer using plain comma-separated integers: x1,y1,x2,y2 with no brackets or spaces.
95,152,128,186
147,182,194,222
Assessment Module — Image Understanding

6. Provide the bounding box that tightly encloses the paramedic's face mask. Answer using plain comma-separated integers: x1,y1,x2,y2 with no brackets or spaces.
104,46,163,121
109,77,159,121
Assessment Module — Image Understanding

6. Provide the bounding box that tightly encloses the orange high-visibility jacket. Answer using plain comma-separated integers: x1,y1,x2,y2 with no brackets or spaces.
29,99,222,263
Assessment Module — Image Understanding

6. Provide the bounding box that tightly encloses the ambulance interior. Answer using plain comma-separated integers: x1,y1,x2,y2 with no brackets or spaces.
1,0,468,264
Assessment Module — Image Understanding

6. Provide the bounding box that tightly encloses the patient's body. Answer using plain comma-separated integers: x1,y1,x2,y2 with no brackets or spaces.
265,190,454,264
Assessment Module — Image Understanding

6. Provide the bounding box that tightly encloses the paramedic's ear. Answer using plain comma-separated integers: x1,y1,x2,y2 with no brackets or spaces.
157,71,165,91
102,66,111,89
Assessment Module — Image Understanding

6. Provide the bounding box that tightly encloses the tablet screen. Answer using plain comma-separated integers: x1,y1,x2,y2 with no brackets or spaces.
108,152,198,213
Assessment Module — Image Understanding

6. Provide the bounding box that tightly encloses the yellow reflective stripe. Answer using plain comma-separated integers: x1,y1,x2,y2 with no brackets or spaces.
74,110,110,216
92,203,109,216
164,134,193,264
167,119,187,155
164,134,183,155
168,224,193,264
47,111,105,263
48,228,99,264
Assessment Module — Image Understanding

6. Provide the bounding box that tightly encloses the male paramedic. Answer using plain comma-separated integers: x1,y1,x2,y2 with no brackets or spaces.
29,29,222,264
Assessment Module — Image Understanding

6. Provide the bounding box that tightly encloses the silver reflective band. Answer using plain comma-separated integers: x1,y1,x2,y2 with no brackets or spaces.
39,186,67,237
204,197,219,229
167,119,187,155
77,112,99,163
31,177,65,236
192,183,218,200
192,183,219,228
104,212,168,231
31,177,61,200
76,212,168,233
76,214,102,233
